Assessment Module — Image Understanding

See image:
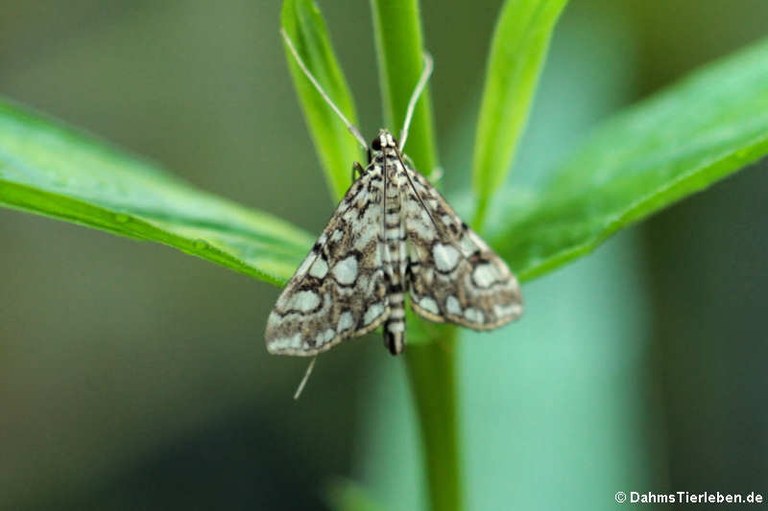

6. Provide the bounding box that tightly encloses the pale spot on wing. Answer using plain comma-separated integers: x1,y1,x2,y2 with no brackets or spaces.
309,257,329,279
266,311,280,329
412,210,435,241
364,302,385,325
446,295,462,316
459,232,482,255
316,328,335,345
464,308,484,323
433,243,460,272
419,296,440,315
332,255,358,285
494,302,523,319
286,290,320,312
269,333,303,352
338,311,354,332
331,229,343,243
296,254,314,276
472,263,498,288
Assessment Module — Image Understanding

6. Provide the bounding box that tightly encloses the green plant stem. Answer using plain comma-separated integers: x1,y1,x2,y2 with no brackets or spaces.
370,1,460,510
370,0,437,174
404,328,461,511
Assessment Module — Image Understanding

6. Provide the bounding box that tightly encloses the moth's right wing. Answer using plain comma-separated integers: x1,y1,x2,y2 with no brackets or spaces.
403,167,523,330
265,167,390,356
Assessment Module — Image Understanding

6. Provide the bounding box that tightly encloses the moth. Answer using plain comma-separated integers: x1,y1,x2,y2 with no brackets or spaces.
266,31,522,359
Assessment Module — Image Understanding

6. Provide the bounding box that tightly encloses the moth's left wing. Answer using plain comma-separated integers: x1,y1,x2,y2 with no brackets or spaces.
265,167,390,355
403,167,522,329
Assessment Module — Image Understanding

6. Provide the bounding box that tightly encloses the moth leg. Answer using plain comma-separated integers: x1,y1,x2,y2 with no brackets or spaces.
352,161,365,183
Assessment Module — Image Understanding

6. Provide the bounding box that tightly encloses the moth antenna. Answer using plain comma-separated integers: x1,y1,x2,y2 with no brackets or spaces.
293,356,317,400
398,52,434,151
395,150,444,237
281,29,368,150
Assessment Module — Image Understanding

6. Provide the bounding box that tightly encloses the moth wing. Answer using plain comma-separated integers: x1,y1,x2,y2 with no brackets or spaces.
403,168,522,329
265,168,389,355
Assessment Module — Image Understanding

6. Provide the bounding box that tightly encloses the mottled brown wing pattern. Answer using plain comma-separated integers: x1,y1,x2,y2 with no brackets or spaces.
265,167,390,356
404,168,523,329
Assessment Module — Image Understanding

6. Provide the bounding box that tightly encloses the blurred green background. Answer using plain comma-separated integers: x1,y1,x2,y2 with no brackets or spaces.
1,1,766,509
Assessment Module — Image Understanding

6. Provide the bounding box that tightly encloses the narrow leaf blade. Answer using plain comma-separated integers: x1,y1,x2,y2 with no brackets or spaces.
0,99,313,286
281,0,363,201
472,0,568,228
490,37,768,280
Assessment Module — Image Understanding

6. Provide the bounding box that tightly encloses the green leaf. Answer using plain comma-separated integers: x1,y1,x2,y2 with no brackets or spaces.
370,0,438,174
491,36,768,281
0,98,312,286
472,0,568,230
281,0,363,201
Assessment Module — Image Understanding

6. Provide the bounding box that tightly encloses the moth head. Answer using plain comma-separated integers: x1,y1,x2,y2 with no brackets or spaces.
370,129,398,153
